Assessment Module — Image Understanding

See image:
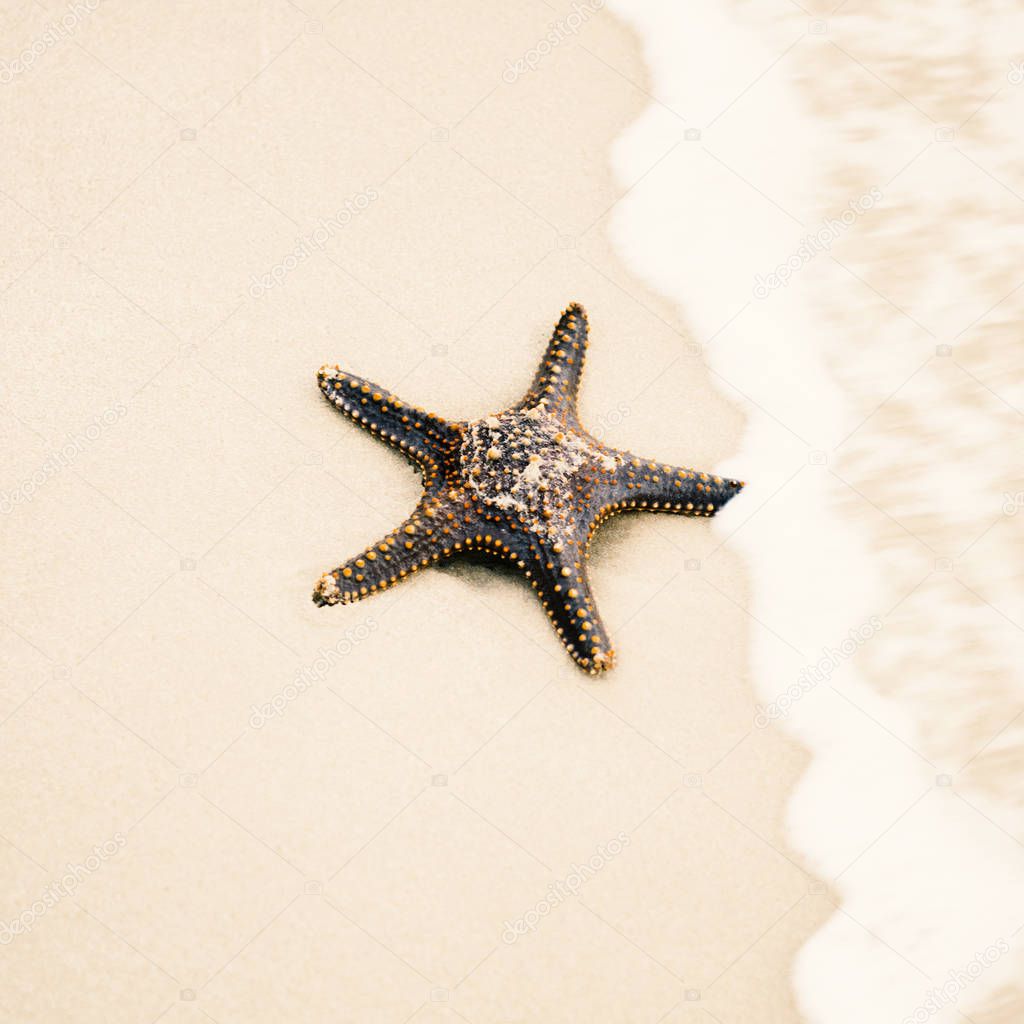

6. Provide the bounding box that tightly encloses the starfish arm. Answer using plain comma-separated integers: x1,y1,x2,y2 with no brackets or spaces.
517,303,590,418
599,453,745,518
314,488,536,607
313,492,461,606
525,540,615,674
318,365,459,477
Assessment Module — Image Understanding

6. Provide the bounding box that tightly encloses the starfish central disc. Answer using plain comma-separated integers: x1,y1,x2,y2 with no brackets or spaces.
459,408,615,542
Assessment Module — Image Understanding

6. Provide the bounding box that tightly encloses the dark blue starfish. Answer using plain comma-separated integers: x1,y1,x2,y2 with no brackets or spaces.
314,303,744,673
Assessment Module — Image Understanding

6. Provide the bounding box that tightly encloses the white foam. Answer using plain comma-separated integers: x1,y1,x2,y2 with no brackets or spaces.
604,1,1022,1019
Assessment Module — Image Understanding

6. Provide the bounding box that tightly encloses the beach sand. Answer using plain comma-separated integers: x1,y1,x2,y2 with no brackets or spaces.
3,0,1021,1022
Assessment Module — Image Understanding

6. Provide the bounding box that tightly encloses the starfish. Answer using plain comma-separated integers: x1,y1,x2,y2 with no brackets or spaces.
313,303,744,673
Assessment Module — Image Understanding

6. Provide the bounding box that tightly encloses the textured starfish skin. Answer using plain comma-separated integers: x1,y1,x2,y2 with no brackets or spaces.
313,303,744,674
